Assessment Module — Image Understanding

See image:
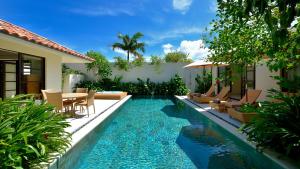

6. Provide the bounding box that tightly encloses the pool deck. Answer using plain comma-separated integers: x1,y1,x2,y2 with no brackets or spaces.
65,99,119,134
177,96,242,128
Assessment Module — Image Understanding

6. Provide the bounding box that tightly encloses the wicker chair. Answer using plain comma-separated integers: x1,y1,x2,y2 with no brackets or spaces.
41,89,56,101
45,91,73,113
76,88,88,93
75,90,96,117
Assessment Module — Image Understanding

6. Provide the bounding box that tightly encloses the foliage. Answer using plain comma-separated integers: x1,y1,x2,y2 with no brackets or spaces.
168,74,190,95
112,32,145,62
62,64,83,88
208,1,272,65
164,52,192,63
75,74,189,96
114,56,130,71
195,70,212,94
149,55,163,72
238,0,299,48
241,89,300,156
210,1,300,158
150,55,163,65
0,95,70,169
238,104,257,113
131,57,145,67
85,51,112,80
209,0,300,71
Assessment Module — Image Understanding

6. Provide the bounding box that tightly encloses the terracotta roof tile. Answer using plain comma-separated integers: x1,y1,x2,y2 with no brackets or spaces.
0,19,94,62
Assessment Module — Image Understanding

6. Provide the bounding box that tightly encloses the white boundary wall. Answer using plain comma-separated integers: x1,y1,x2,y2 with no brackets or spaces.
66,63,205,92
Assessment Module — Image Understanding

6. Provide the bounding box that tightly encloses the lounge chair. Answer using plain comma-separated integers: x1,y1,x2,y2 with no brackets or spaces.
224,89,262,108
194,86,230,103
188,84,215,100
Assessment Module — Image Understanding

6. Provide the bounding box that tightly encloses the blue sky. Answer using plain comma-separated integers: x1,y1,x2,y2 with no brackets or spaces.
0,0,217,61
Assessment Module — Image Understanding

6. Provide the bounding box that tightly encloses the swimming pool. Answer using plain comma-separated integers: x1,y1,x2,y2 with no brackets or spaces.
61,96,283,169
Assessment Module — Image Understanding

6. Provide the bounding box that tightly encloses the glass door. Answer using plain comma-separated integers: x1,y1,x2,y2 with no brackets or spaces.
0,61,17,98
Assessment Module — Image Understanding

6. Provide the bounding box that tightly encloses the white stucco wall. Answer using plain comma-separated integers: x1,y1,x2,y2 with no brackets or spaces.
255,61,280,101
66,63,205,92
63,74,85,93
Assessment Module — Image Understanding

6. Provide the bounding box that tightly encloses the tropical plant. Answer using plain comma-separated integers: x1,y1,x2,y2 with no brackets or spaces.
168,74,190,95
85,51,112,80
132,57,145,67
0,95,71,169
195,70,212,94
114,56,130,71
164,51,192,63
238,103,257,113
242,89,300,156
112,32,145,62
75,74,189,96
150,55,163,65
62,64,83,88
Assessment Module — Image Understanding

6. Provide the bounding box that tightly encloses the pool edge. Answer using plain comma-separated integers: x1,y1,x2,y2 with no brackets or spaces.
47,95,132,169
176,95,297,169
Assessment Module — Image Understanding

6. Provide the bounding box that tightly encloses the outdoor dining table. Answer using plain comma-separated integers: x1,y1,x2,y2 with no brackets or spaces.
62,93,88,100
62,93,88,115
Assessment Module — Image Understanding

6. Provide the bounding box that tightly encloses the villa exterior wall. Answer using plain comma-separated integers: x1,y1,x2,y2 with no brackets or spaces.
210,61,280,101
66,63,205,92
255,61,280,101
0,34,63,91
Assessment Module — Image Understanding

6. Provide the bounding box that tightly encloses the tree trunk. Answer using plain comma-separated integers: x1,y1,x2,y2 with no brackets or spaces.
127,51,130,62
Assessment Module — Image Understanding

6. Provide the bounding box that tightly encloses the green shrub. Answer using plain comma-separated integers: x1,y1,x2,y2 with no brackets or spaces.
75,74,189,96
132,57,144,67
242,89,300,157
85,51,112,80
195,71,212,94
168,74,189,95
238,103,257,113
0,95,71,168
114,56,130,71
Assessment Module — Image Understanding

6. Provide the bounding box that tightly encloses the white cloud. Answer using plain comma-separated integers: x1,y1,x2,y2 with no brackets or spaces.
162,43,174,54
173,0,193,14
162,39,210,60
146,26,204,45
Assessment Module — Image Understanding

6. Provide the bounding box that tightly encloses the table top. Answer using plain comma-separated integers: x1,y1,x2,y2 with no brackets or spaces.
62,93,88,99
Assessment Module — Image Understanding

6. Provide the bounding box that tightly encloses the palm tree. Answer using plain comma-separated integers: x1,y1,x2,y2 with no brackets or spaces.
112,32,145,62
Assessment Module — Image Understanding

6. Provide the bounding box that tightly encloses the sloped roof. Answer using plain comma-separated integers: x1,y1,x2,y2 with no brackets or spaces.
0,19,94,61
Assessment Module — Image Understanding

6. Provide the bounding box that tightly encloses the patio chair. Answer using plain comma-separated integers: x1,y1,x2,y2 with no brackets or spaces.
194,86,230,103
188,84,215,100
41,89,56,101
75,88,88,103
75,90,96,117
225,89,262,108
45,91,73,113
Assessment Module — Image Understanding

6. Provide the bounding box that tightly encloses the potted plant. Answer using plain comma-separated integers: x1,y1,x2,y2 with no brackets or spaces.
228,104,257,123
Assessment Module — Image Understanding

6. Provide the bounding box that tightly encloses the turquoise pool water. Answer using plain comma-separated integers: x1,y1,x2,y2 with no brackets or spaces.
64,96,282,169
